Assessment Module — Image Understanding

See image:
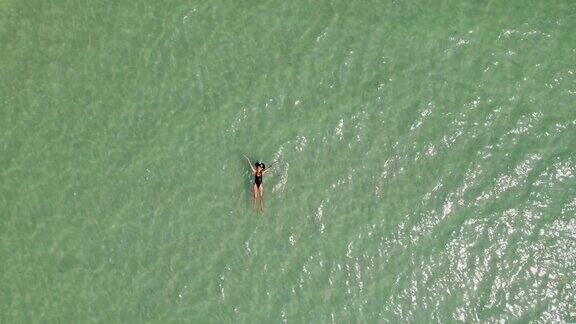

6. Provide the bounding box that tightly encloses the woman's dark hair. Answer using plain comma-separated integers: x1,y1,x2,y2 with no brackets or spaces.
261,163,265,169
255,162,261,168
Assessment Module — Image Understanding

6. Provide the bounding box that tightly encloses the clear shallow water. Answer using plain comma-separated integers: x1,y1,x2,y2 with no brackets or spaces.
1,0,575,322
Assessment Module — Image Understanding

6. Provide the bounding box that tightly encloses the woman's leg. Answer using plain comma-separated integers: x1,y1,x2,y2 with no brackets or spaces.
253,184,258,211
259,186,264,212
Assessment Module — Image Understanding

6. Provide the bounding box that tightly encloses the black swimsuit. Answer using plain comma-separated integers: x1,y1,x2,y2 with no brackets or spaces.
254,172,262,188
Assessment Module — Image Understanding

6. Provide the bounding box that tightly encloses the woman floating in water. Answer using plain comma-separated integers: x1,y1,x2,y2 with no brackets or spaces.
243,154,276,212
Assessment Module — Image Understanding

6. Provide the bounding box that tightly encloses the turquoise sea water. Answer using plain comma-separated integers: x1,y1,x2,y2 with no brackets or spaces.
1,0,575,322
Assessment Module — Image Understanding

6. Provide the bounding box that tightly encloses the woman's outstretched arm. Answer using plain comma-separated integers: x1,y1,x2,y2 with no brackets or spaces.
263,161,278,174
243,154,255,173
